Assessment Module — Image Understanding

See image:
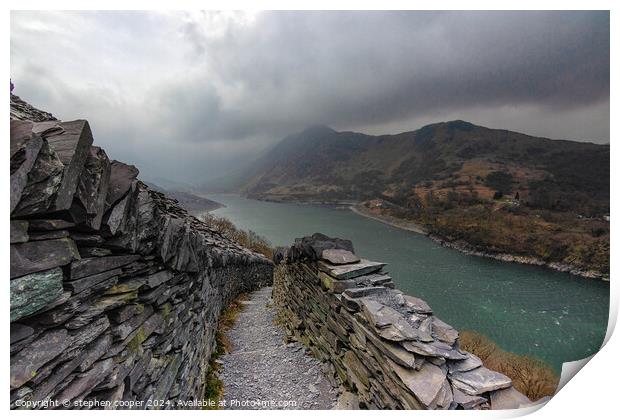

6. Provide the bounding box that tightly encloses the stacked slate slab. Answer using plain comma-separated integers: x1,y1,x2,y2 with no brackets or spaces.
10,95,273,409
273,233,535,410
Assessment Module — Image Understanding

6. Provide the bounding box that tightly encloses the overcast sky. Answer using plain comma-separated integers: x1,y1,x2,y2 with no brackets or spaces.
11,11,609,186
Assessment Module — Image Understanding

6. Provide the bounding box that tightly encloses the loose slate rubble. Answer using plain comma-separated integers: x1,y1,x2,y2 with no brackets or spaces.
273,233,531,410
9,96,273,409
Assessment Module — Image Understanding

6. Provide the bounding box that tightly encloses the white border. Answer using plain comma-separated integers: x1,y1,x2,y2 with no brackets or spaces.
2,2,616,419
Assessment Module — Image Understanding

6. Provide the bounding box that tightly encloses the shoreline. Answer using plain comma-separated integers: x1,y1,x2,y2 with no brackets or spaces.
349,204,609,282
349,204,429,235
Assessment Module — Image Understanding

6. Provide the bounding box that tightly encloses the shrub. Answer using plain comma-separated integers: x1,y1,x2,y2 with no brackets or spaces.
459,330,559,401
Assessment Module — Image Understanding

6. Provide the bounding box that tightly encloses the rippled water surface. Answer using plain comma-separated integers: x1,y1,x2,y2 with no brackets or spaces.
209,194,609,372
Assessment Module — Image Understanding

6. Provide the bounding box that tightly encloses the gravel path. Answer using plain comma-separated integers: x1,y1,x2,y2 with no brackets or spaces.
219,287,339,410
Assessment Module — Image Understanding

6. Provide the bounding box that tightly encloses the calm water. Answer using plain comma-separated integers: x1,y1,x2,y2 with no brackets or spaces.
209,194,609,372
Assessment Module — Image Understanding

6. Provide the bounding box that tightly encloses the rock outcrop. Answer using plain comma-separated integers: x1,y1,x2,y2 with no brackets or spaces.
10,95,273,409
273,233,534,410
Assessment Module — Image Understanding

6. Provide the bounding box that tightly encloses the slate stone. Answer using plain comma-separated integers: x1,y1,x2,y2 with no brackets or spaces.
78,334,113,372
11,324,35,344
70,254,141,279
388,359,446,408
28,336,104,402
449,366,512,395
45,119,94,211
10,120,42,213
137,270,175,289
65,293,134,329
108,304,145,324
10,220,29,243
360,299,426,342
32,120,63,136
10,329,69,389
403,340,467,360
489,386,531,409
74,146,111,230
65,317,111,356
12,137,64,217
321,249,360,265
111,305,154,340
55,358,115,402
28,219,76,231
65,268,122,293
447,352,483,374
10,267,64,322
10,238,79,279
104,193,131,236
11,94,57,122
452,387,488,409
78,247,113,257
402,295,433,314
342,286,387,299
105,160,139,210
319,258,386,280
28,229,70,241
356,322,417,368
433,378,454,409
432,318,459,344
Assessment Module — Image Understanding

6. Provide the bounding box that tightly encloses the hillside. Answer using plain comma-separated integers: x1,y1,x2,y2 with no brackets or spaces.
232,121,610,277
143,181,223,216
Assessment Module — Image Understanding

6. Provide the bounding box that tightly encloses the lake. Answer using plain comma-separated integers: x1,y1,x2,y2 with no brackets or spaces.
208,193,609,372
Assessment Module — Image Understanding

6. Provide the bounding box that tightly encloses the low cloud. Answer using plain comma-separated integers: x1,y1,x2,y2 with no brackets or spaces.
11,11,610,184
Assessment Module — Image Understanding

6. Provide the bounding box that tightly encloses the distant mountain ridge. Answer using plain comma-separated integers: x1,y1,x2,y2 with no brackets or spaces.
231,120,608,216
216,120,609,277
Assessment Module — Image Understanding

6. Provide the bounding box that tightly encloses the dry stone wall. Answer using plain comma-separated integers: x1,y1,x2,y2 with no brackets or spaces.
10,95,273,409
273,233,535,410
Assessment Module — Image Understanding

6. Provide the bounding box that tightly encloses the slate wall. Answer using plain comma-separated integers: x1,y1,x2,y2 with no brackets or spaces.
9,95,273,409
273,234,536,410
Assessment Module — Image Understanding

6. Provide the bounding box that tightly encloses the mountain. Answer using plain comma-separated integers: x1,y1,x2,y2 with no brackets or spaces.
238,121,608,214
231,121,610,276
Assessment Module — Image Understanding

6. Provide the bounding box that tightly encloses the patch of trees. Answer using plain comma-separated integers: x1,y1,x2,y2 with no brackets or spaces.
485,171,514,196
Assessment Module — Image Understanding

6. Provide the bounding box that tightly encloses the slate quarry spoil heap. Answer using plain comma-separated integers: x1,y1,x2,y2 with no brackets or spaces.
273,233,539,410
9,95,273,409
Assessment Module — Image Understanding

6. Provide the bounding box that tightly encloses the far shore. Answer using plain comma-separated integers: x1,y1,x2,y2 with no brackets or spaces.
350,203,607,281
349,204,429,235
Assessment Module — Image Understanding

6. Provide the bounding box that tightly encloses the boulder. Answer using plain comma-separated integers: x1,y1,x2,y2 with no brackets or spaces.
10,267,64,322
10,238,79,279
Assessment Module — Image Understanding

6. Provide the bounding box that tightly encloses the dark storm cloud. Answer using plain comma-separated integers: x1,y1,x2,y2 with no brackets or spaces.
10,11,609,184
